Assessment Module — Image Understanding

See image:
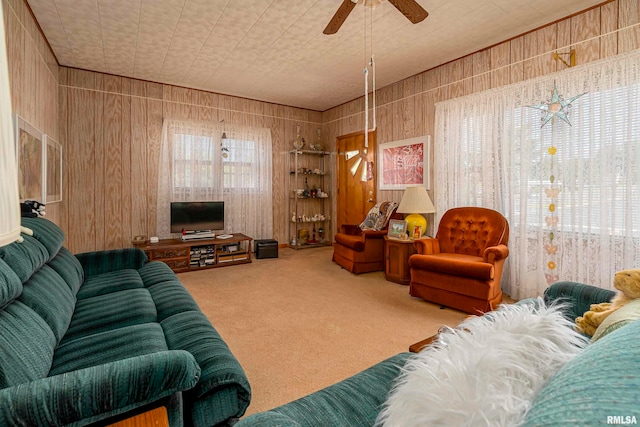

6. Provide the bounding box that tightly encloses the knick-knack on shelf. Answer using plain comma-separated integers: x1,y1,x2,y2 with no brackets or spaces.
293,124,305,149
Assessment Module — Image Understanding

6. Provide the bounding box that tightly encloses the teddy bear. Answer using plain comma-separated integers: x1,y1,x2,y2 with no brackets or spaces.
575,269,640,336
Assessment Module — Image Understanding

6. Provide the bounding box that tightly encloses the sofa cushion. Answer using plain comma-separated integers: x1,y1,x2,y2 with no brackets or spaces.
591,299,640,342
149,281,201,321
0,301,56,387
523,319,640,426
408,253,493,280
334,234,364,251
50,323,168,375
77,269,145,300
0,259,22,308
138,261,181,287
62,288,157,343
47,247,84,295
18,265,75,343
0,235,49,283
21,217,65,262
378,300,589,427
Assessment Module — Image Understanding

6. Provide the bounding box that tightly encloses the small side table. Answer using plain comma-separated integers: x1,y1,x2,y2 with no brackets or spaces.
384,236,417,285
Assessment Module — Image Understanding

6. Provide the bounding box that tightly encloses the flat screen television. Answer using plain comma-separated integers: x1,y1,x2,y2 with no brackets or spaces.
170,201,224,233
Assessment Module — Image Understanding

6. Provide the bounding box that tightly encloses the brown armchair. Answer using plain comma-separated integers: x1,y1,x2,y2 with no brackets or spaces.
332,203,401,274
408,207,509,314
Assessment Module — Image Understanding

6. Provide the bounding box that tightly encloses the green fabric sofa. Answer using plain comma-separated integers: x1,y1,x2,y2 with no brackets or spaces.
236,281,639,426
0,218,250,426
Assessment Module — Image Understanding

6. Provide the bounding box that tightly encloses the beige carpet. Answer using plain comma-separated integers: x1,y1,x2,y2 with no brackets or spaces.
178,246,470,417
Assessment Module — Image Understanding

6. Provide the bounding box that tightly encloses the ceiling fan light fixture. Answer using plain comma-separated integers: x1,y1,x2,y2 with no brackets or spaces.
345,150,359,161
350,157,362,176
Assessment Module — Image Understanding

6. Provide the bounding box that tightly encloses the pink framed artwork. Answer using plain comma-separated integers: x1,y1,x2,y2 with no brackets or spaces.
377,135,430,190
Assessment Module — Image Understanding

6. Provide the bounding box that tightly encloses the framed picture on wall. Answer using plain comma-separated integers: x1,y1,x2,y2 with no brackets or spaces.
15,115,45,202
45,136,62,203
377,135,431,190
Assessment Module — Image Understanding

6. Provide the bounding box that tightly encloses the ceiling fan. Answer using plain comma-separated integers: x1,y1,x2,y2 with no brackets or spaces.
323,0,428,35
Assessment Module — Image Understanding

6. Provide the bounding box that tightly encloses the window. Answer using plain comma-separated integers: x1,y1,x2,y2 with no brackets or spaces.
435,50,640,299
221,138,258,191
158,120,273,240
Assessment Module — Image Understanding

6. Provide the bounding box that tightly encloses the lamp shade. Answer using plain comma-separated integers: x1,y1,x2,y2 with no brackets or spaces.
0,5,21,248
397,186,435,238
397,186,435,214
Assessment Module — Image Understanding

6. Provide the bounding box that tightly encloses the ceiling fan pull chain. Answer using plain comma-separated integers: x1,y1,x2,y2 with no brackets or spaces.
364,66,369,149
370,5,376,131
371,54,376,131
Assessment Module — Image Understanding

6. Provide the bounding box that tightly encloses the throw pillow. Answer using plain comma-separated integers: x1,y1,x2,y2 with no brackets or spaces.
359,202,398,231
523,320,640,426
591,298,640,342
376,299,589,427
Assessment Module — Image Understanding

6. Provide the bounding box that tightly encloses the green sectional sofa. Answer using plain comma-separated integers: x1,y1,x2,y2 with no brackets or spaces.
236,282,640,426
0,218,250,426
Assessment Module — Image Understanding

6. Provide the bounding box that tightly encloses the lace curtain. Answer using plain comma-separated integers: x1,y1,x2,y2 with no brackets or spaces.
158,119,273,240
434,49,640,300
0,5,21,247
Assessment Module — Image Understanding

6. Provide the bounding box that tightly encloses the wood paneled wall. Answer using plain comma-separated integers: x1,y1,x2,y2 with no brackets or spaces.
5,0,640,251
59,68,322,253
321,0,640,237
3,0,60,222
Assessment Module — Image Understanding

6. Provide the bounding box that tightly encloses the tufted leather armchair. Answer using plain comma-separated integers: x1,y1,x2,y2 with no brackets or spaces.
408,207,509,314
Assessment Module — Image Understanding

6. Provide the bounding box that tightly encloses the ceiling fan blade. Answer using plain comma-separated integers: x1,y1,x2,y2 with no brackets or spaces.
388,0,428,24
323,0,357,35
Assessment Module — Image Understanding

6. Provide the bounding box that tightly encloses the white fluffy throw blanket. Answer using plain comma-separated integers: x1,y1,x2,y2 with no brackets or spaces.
376,299,589,427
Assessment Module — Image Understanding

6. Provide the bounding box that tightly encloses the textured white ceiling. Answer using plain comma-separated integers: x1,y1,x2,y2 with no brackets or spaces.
27,0,604,111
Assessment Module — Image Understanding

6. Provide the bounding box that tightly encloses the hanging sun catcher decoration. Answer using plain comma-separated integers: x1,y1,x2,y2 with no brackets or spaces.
528,82,584,128
528,82,585,285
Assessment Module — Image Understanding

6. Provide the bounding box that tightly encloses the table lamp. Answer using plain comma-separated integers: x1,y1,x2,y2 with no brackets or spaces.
397,186,435,238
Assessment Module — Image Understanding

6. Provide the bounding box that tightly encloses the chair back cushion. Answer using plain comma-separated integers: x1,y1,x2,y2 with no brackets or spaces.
436,207,509,256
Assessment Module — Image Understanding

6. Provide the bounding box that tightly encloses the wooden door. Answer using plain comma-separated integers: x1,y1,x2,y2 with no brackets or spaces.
336,131,377,229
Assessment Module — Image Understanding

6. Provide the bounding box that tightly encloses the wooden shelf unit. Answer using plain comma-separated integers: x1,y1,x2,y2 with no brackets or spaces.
137,234,253,273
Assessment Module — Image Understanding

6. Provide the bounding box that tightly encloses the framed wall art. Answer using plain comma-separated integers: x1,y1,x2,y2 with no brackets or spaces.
377,135,431,190
45,135,62,203
15,115,44,202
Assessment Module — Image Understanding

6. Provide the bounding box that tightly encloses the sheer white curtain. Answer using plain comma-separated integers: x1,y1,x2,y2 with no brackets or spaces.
0,5,21,247
158,119,273,240
435,49,640,299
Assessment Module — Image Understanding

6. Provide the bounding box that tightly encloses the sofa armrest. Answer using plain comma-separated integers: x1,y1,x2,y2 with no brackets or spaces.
236,411,302,426
75,248,148,277
413,238,440,255
0,350,200,426
544,281,616,320
236,353,410,427
482,244,509,263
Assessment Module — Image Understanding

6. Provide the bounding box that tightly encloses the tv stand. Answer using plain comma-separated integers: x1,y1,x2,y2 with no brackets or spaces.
136,234,253,273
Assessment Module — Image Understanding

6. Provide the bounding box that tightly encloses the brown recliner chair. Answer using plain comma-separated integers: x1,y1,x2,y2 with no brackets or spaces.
408,207,509,314
332,203,400,274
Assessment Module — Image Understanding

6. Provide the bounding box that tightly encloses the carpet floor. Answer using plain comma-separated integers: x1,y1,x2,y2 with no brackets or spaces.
178,246,470,417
